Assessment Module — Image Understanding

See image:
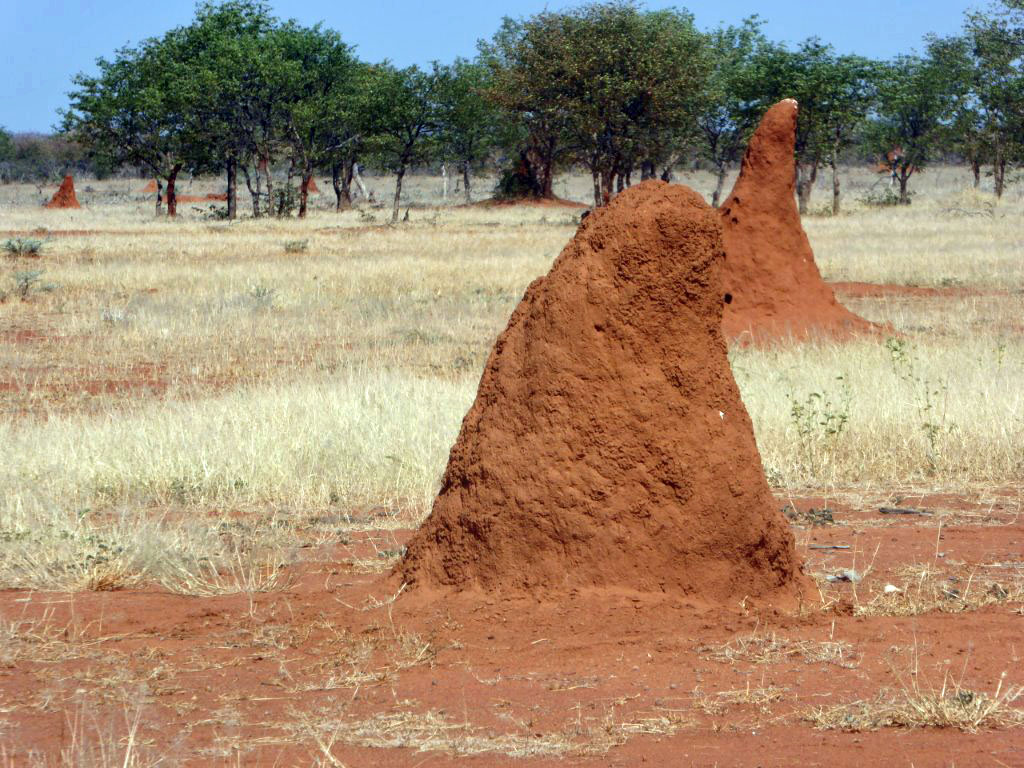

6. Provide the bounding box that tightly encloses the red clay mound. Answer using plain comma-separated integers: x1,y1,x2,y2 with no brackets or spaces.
397,180,812,606
307,178,321,194
139,179,158,194
720,100,875,342
44,175,81,209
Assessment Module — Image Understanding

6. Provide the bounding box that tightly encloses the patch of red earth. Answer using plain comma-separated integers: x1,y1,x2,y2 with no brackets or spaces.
0,328,49,344
1,502,1021,766
175,193,227,203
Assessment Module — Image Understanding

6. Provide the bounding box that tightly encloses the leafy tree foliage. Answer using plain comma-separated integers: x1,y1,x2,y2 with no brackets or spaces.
49,0,1024,216
869,50,964,203
435,58,501,203
698,17,768,207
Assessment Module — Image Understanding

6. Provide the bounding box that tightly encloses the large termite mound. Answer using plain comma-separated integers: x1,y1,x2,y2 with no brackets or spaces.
44,176,81,209
139,180,158,195
397,180,811,605
720,99,874,342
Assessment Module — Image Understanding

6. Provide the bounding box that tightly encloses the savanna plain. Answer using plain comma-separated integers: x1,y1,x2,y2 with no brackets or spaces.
0,168,1022,766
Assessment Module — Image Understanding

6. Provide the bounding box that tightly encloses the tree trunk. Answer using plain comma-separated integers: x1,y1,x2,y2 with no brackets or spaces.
640,160,655,181
711,164,727,208
260,154,272,214
600,168,615,206
441,162,448,201
615,172,625,194
898,171,911,205
353,163,369,201
591,169,601,207
298,166,311,218
226,155,237,220
166,165,181,218
540,158,554,199
391,163,406,225
462,162,471,204
831,156,840,216
971,158,981,188
331,162,352,212
156,178,164,216
796,161,817,215
241,164,260,217
994,158,1006,199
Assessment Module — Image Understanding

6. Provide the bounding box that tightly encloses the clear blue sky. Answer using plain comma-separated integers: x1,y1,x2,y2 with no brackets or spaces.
3,0,974,133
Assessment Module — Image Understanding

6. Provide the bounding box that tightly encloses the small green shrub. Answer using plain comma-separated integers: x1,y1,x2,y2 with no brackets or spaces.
860,187,911,207
3,238,44,257
13,270,44,299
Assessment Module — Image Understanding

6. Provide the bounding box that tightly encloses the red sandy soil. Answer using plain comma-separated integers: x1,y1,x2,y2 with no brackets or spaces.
139,179,158,194
176,193,227,203
400,181,809,606
1,495,1021,766
43,175,81,209
720,101,876,343
307,177,321,194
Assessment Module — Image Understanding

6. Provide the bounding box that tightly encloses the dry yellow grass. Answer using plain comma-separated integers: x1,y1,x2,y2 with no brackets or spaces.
1,166,1022,591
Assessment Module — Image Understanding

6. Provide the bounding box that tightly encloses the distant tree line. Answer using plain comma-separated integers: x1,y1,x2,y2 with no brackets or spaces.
3,0,1022,217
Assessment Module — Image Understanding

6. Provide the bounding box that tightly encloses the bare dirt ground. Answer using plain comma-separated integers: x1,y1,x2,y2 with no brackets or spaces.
2,495,1022,766
1,169,1022,765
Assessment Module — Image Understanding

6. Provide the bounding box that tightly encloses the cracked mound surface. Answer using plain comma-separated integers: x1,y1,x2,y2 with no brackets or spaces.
720,100,875,342
397,180,812,607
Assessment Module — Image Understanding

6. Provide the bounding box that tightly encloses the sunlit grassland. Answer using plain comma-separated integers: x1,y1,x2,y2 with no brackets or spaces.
0,166,1021,590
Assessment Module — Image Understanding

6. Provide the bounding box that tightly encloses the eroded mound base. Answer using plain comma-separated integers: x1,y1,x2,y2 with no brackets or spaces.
398,181,811,606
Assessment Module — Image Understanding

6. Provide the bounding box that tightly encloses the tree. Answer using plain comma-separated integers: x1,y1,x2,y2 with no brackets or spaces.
362,64,441,224
743,39,875,213
817,54,878,214
63,33,207,216
435,58,501,203
483,2,708,205
699,17,767,207
176,1,277,219
480,15,579,199
0,128,15,183
266,21,357,218
321,60,376,211
869,52,962,204
961,2,1024,198
928,34,987,187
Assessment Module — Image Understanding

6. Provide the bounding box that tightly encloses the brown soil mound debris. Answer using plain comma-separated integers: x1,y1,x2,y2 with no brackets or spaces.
44,175,81,209
139,179,158,194
720,100,875,342
397,181,812,606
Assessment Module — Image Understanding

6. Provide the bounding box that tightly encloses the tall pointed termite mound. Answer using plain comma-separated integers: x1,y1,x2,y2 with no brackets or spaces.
720,99,875,342
45,175,81,209
396,181,812,607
